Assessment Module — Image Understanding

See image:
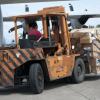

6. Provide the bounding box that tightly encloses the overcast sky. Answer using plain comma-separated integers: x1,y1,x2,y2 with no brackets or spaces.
2,0,100,16
1,0,100,43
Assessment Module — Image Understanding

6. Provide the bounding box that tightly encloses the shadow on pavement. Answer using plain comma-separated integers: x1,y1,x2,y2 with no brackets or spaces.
0,86,33,95
85,74,100,81
0,75,100,95
0,78,71,95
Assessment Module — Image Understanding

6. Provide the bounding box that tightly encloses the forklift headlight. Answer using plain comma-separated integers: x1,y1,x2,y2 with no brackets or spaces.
72,45,75,49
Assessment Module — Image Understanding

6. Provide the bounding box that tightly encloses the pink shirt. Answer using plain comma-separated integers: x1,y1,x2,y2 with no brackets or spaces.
28,28,42,40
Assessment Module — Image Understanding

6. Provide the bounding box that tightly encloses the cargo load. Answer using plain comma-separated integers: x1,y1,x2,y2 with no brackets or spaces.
71,28,100,73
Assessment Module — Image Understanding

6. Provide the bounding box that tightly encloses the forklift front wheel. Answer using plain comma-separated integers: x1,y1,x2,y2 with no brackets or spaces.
29,63,44,94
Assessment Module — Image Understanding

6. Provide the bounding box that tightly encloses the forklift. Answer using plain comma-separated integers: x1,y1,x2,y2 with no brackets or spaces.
0,6,89,94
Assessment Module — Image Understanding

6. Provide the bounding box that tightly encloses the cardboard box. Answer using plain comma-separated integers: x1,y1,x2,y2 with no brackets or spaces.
80,37,92,43
92,40,100,58
71,32,93,43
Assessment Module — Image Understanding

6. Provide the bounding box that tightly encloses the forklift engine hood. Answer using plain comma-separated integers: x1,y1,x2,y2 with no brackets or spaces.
0,48,44,87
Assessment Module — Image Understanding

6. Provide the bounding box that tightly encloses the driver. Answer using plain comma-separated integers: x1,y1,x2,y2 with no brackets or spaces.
28,21,42,41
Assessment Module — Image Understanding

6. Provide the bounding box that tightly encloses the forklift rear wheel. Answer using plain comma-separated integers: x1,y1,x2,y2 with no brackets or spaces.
29,63,44,94
71,58,85,83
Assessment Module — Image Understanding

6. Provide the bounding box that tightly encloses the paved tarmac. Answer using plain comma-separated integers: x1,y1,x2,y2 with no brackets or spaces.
0,75,100,100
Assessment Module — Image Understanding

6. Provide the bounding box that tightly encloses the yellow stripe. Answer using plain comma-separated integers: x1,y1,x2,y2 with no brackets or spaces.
7,51,21,66
1,63,13,78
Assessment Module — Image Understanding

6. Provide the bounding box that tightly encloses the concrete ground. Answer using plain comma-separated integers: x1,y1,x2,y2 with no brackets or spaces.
0,75,100,100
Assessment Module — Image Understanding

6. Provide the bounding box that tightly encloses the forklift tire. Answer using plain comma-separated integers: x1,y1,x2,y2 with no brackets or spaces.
71,58,85,83
29,63,44,94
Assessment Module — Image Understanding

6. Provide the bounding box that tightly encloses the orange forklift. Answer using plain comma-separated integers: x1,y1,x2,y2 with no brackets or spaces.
0,6,93,94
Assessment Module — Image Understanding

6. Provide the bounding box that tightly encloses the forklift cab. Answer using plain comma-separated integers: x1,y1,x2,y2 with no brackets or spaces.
13,10,71,56
17,15,57,49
